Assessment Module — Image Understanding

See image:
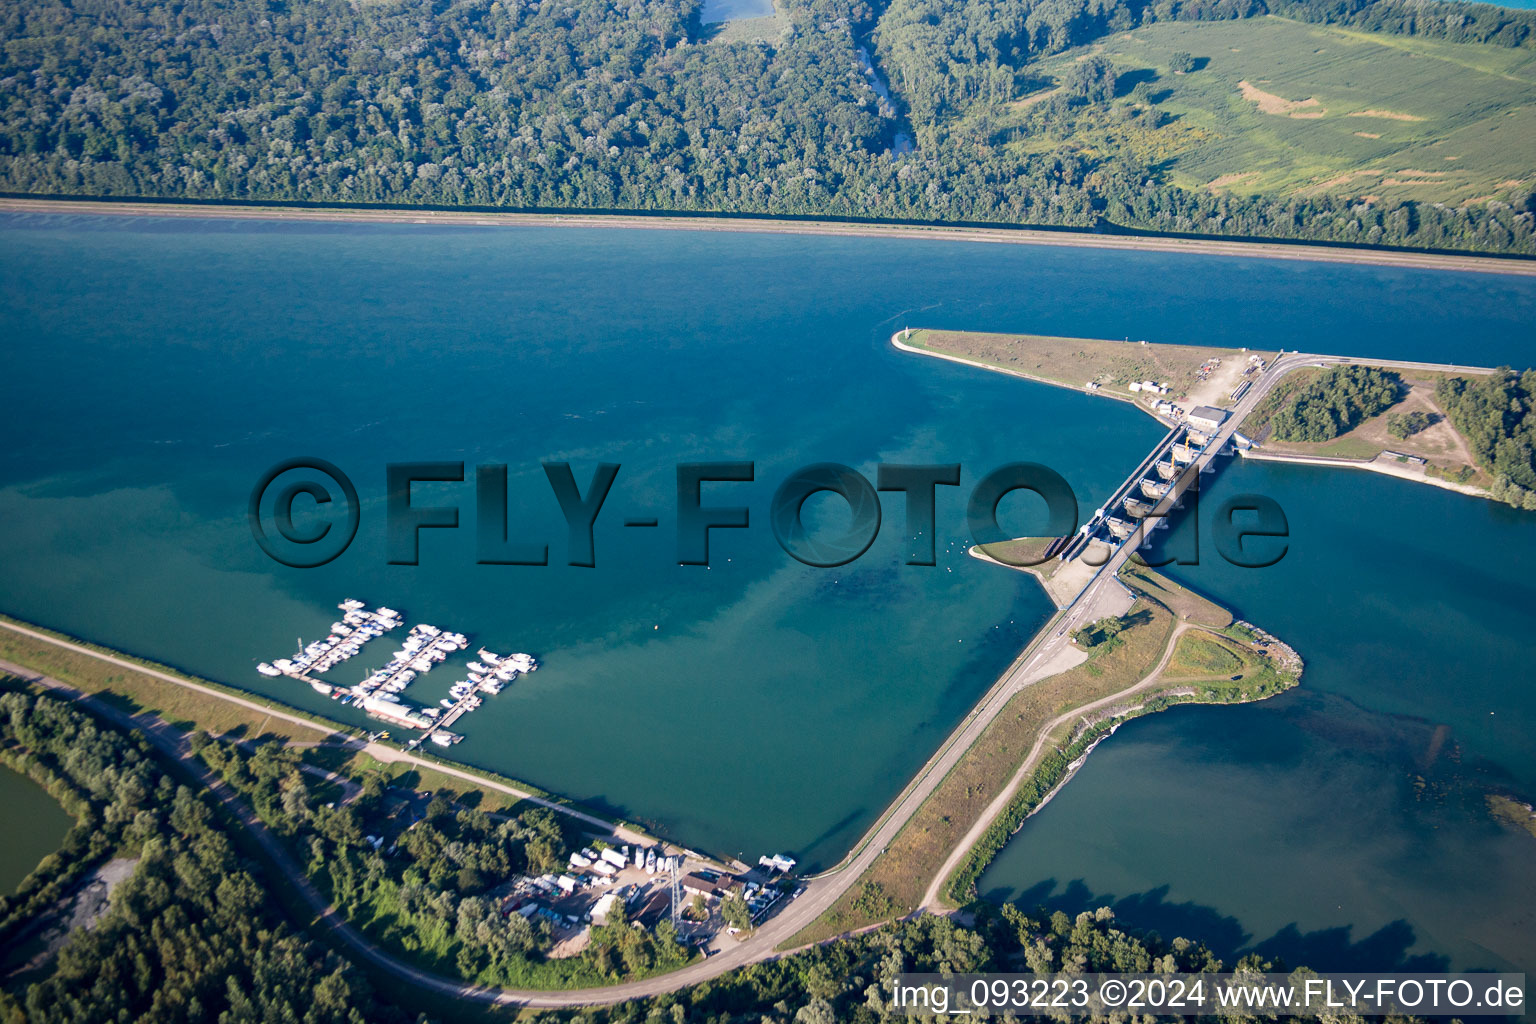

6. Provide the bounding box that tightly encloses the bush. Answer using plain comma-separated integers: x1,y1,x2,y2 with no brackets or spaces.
1386,410,1434,439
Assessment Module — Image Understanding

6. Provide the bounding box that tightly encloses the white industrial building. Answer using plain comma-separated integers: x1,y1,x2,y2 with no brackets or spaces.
1188,406,1229,433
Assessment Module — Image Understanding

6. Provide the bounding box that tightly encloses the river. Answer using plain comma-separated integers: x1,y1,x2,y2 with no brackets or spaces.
1,212,1533,971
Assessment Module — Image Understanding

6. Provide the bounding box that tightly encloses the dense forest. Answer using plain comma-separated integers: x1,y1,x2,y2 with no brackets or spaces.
189,730,695,987
1437,368,1536,508
1268,365,1402,442
0,0,1533,253
0,687,391,1023
0,678,1445,1024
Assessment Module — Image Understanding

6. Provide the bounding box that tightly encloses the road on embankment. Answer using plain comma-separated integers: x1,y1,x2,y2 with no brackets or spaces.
917,620,1196,911
0,619,650,844
0,348,1493,1008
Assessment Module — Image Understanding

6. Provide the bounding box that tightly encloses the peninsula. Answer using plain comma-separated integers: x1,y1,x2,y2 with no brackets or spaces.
0,318,1526,1013
899,327,1526,507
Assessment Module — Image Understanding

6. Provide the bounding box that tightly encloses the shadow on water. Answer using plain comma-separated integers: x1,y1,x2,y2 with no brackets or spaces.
1252,919,1449,973
987,879,1250,958
988,879,1453,972
795,809,870,872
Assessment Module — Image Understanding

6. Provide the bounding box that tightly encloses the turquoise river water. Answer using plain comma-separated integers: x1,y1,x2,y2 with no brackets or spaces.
1,212,1533,973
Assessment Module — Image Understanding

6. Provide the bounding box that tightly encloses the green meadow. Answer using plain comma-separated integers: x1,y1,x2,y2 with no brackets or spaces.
1018,16,1536,205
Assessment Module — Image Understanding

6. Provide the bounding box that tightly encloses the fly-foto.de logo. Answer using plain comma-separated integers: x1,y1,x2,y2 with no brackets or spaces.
248,458,1287,570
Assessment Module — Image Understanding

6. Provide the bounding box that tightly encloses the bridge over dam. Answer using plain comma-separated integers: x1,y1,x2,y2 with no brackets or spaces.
1056,411,1231,567
1030,350,1325,604
1045,348,1500,576
256,344,1494,1011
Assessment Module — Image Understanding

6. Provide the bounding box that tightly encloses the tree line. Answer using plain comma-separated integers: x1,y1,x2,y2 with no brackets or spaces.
1436,368,1536,509
0,0,1533,253
0,678,1441,1023
0,685,392,1023
189,731,694,988
520,903,1432,1024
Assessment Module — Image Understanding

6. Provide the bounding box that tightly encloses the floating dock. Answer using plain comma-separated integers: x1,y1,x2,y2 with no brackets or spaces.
257,600,402,683
257,601,540,743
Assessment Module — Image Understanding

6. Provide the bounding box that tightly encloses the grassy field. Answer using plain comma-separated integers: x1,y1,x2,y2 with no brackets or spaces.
701,0,789,43
1014,16,1536,205
1119,565,1232,628
0,617,330,744
977,536,1059,567
704,11,790,43
1165,631,1247,678
1156,626,1295,703
907,328,1268,407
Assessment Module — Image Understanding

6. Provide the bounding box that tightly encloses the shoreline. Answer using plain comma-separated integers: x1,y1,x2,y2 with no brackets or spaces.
0,614,670,851
968,543,1080,610
891,331,1175,426
923,598,1303,910
3,196,1536,276
893,330,1508,506
1238,449,1491,499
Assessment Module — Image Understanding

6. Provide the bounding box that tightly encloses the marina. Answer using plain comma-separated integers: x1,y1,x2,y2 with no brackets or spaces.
258,602,539,747
256,600,403,684
9,217,1535,979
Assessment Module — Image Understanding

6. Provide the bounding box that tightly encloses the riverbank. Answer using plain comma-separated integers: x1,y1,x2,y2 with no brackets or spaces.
936,617,1302,907
786,567,1302,945
1238,449,1491,500
970,541,1112,610
892,327,1268,425
5,196,1536,276
0,615,659,847
893,331,1165,423
897,328,1514,509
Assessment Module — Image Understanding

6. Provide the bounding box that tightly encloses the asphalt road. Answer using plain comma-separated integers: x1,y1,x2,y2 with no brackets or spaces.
0,348,1486,1007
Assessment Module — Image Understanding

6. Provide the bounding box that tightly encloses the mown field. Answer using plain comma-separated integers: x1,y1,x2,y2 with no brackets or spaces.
1016,16,1536,205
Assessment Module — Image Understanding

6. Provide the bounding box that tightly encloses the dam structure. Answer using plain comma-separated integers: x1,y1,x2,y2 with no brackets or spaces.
1054,403,1238,568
